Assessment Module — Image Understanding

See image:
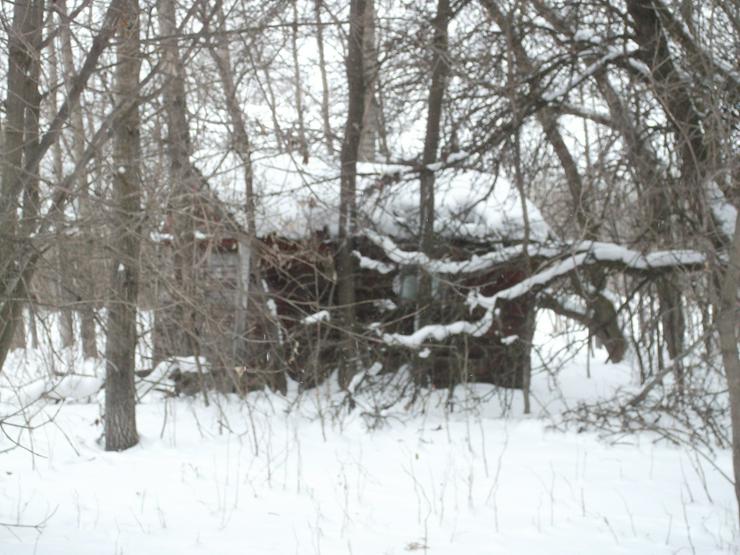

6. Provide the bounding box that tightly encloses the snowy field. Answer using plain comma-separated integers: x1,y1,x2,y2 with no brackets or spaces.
0,320,737,554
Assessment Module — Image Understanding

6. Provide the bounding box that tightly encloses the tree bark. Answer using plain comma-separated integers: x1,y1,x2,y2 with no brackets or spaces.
484,0,626,362
12,0,45,351
158,0,201,361
48,27,76,350
313,0,334,153
719,215,740,526
59,0,99,360
358,0,377,162
337,0,367,388
626,0,732,240
105,0,142,451
290,0,310,163
203,3,287,395
418,0,450,331
0,0,127,372
1,0,39,355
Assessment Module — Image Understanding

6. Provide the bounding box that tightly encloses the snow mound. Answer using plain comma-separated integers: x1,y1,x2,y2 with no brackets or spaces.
250,154,550,242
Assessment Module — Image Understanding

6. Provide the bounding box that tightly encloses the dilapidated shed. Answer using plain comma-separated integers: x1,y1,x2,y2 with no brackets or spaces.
152,155,553,393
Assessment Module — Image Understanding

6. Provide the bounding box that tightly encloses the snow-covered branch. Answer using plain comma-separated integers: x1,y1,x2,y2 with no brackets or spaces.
363,229,561,274
381,242,707,349
352,250,395,274
543,47,635,102
363,230,707,277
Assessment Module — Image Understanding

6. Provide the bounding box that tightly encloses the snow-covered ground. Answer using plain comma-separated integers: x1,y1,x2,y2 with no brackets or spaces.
0,318,737,554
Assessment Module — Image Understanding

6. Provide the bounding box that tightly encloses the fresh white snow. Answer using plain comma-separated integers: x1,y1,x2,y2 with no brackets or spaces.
0,320,736,554
301,310,331,325
246,154,551,243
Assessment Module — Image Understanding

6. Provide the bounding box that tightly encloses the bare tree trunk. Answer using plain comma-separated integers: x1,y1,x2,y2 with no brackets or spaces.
337,0,367,388
15,0,45,352
59,0,99,360
4,0,43,351
79,289,98,358
626,0,733,239
1,0,38,355
205,4,254,366
105,0,142,451
358,0,377,162
202,3,287,395
417,0,450,333
0,0,127,372
48,31,76,350
657,278,686,391
28,305,39,349
484,0,627,363
375,69,391,159
313,0,334,153
719,216,740,526
258,63,286,152
158,0,201,363
290,0,309,163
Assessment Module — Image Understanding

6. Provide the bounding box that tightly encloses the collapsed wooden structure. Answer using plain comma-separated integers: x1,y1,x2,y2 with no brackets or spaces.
152,156,553,393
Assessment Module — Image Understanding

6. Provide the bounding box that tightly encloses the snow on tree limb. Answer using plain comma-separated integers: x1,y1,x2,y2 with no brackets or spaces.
351,249,395,274
381,243,708,349
542,47,635,102
364,229,707,278
364,229,561,274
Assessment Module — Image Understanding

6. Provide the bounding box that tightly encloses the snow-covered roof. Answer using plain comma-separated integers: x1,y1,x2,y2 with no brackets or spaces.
252,154,550,242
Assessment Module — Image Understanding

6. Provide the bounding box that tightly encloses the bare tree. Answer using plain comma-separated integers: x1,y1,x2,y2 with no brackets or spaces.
313,0,334,153
0,0,128,371
623,0,739,519
157,0,203,364
357,0,377,162
105,0,142,451
720,215,740,524
47,34,76,351
336,0,367,387
417,0,450,334
0,0,43,358
58,0,99,360
290,0,310,162
201,0,287,394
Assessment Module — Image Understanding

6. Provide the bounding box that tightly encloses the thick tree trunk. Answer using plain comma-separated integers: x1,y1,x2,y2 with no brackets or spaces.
105,0,141,451
0,0,38,357
719,216,740,526
337,0,367,388
626,1,708,175
13,0,45,352
59,0,99,360
48,35,76,350
626,0,732,242
60,0,97,359
158,0,201,361
358,0,377,162
20,0,43,237
417,0,450,333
